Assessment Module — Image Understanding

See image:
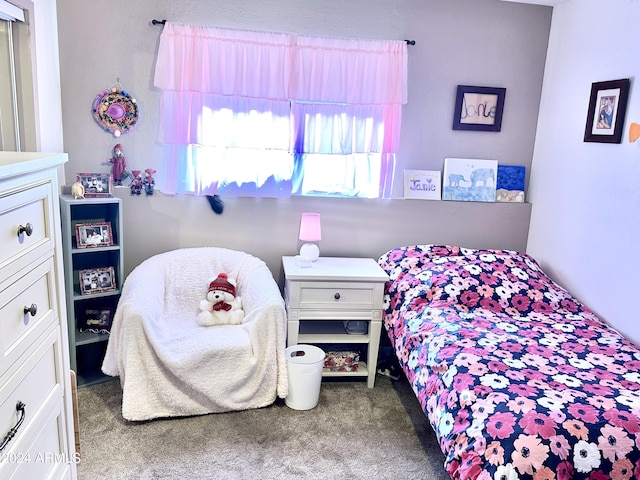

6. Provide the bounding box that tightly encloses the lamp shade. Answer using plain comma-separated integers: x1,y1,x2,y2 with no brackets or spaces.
299,212,321,242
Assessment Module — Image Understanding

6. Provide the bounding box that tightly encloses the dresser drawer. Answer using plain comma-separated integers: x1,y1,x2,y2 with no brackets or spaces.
0,183,53,285
1,406,72,480
0,259,57,378
0,327,62,464
293,281,377,310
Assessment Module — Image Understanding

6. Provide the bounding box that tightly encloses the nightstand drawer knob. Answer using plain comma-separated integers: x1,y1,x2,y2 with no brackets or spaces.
334,292,341,300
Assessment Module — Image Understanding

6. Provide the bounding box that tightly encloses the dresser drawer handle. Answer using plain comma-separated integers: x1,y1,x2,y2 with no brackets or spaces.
0,401,26,452
23,304,37,317
17,223,34,237
334,293,341,300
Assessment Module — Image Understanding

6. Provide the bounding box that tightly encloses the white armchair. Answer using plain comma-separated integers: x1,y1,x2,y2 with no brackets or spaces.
102,247,287,421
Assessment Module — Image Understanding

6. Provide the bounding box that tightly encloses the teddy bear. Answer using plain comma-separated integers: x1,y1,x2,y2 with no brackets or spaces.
197,273,244,326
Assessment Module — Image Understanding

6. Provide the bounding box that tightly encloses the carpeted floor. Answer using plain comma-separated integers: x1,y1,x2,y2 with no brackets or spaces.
76,375,449,480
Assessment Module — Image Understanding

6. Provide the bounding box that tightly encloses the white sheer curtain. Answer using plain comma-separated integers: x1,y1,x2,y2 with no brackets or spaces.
153,22,407,197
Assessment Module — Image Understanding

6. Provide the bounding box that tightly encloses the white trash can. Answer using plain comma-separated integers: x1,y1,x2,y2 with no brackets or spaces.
285,344,325,410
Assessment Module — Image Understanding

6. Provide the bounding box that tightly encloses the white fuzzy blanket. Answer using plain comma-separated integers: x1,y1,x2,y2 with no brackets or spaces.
102,247,288,421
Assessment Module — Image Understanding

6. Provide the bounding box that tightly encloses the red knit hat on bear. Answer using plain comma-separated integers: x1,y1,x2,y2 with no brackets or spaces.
208,273,236,296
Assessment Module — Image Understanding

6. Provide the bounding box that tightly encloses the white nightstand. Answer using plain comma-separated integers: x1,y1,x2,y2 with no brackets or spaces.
282,256,390,388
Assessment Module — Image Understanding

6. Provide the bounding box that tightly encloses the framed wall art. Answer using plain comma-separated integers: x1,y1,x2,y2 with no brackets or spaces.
76,173,113,197
442,157,498,202
583,78,630,144
79,266,116,295
452,85,506,132
496,165,525,203
75,222,113,248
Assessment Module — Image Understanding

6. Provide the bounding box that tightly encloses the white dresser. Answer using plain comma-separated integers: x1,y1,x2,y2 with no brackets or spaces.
0,153,77,479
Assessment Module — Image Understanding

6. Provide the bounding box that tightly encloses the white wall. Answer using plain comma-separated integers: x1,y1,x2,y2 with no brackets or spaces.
54,0,551,278
528,0,640,345
32,0,63,151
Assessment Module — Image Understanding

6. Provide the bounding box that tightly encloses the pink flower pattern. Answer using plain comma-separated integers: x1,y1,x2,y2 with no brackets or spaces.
379,245,640,480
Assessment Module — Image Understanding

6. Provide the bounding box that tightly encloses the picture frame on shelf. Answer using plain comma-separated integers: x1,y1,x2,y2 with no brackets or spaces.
76,172,113,197
583,78,630,144
496,165,526,203
442,157,498,202
75,222,113,248
79,308,113,333
79,266,116,295
403,170,442,200
452,85,506,132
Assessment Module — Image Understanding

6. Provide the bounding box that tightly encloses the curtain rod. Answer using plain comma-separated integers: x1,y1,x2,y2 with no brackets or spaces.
151,19,416,45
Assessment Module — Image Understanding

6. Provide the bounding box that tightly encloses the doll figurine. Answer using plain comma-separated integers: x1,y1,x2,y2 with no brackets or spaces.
108,144,128,185
130,170,143,196
143,168,156,196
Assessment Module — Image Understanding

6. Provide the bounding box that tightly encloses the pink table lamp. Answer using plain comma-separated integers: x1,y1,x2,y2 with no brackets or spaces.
299,212,321,262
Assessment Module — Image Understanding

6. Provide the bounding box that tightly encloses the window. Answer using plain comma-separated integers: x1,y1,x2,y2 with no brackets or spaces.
154,23,407,198
0,0,36,152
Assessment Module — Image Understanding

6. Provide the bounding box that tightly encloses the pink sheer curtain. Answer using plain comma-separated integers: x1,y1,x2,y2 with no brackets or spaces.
153,22,407,197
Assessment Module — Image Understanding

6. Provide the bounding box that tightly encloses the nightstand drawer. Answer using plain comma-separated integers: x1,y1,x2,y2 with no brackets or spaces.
297,281,376,310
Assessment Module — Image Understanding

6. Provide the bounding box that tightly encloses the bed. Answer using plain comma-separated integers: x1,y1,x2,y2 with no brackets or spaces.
378,245,640,480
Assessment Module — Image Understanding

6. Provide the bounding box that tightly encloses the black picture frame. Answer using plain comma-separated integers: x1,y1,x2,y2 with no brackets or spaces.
79,308,113,333
583,78,630,144
452,85,506,132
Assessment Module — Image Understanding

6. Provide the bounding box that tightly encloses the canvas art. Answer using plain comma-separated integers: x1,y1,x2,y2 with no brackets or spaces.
403,170,441,200
442,158,497,202
496,165,525,203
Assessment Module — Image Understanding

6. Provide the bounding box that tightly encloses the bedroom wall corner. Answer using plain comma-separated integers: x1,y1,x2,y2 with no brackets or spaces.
527,0,640,346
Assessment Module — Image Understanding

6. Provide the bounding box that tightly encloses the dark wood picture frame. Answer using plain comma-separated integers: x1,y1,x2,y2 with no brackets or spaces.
75,222,113,249
452,85,506,132
79,266,116,295
583,78,630,144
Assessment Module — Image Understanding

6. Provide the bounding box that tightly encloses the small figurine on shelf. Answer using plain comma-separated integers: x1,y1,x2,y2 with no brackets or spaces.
71,181,85,199
130,170,143,196
143,168,156,196
108,144,129,185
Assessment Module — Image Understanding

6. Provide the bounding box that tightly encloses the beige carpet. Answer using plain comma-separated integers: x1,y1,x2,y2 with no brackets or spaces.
76,376,449,479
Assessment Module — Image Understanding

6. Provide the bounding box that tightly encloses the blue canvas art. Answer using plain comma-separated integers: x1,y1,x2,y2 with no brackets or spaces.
496,165,525,202
442,158,497,202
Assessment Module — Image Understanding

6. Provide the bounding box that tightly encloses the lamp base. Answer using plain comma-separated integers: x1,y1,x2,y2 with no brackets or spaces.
299,243,320,262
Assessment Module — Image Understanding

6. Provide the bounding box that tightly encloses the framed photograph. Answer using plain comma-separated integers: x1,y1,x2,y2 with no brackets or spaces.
79,308,113,333
76,173,113,197
79,267,116,295
583,78,630,144
452,85,506,132
75,222,113,248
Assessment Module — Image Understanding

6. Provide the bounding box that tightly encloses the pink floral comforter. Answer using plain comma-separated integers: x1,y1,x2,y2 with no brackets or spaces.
378,245,640,480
